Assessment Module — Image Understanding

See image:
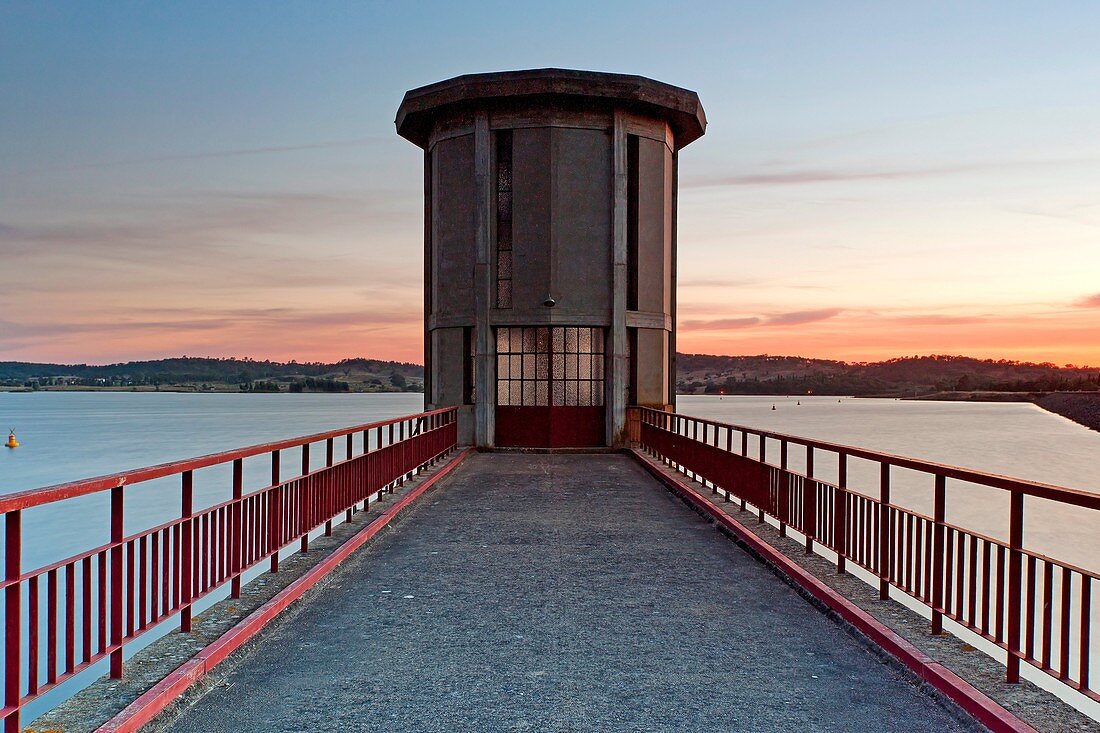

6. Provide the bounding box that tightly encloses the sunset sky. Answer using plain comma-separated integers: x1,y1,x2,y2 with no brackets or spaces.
2,2,1098,366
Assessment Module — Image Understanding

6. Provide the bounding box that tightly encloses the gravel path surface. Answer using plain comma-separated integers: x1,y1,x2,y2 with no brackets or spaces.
163,453,980,733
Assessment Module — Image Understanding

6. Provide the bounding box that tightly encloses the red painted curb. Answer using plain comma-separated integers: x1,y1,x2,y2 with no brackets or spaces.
629,449,1039,733
95,448,472,733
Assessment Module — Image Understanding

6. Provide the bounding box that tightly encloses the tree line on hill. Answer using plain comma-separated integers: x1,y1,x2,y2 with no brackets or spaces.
0,357,423,393
3,353,1097,398
675,354,1100,396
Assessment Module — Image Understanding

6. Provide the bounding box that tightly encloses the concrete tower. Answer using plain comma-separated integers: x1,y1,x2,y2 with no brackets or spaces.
396,69,705,448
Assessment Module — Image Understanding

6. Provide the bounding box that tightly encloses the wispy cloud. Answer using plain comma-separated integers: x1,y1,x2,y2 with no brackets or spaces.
767,308,843,325
680,317,761,330
679,278,760,288
1075,293,1100,308
681,308,842,331
17,138,388,175
682,158,1100,189
891,314,989,326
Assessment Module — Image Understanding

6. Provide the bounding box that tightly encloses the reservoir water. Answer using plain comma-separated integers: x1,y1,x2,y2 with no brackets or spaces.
3,391,1096,571
0,391,1097,718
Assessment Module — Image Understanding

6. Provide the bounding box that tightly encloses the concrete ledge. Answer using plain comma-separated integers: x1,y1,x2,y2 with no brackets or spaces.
629,448,1040,733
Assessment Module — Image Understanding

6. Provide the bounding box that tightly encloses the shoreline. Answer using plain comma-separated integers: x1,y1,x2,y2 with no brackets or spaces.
6,387,1098,432
901,391,1100,432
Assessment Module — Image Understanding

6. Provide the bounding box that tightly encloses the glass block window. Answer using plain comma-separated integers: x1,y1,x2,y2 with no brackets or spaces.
496,326,604,407
495,130,513,309
496,326,548,406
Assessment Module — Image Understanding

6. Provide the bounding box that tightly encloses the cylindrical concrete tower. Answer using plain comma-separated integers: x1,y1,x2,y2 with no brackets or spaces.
396,69,705,448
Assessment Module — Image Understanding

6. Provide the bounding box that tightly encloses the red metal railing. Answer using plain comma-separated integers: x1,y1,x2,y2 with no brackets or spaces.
0,408,458,732
633,407,1099,703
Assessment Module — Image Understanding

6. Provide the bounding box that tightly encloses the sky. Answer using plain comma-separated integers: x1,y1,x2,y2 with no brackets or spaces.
1,1,1098,366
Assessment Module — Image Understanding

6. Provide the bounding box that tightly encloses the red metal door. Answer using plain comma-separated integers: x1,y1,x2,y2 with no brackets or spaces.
495,326,605,448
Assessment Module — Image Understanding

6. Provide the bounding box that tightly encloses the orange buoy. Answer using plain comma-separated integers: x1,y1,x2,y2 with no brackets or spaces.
6,431,18,449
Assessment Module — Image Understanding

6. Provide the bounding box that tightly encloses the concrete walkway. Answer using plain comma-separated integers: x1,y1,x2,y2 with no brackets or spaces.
164,454,978,732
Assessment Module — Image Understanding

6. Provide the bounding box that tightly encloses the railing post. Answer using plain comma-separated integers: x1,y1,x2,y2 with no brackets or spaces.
879,463,891,599
110,486,124,678
836,452,847,574
723,427,733,502
931,474,947,634
757,433,766,523
180,471,194,632
301,445,310,553
5,510,22,733
779,440,788,536
739,431,748,511
805,447,815,554
346,430,355,522
270,450,281,573
230,458,243,599
324,438,334,536
1006,490,1024,682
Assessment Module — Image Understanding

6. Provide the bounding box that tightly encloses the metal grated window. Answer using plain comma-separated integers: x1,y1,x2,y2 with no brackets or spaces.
496,326,604,407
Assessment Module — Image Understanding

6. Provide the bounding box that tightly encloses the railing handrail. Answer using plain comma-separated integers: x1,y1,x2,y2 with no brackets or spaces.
0,407,460,730
633,405,1099,703
0,407,455,514
635,406,1100,509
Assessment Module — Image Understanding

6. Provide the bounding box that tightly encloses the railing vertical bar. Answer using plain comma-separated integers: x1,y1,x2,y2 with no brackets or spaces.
27,575,38,696
82,555,92,660
1025,554,1037,662
954,531,965,620
805,447,815,554
944,527,955,616
181,470,193,632
968,535,979,628
301,447,310,553
230,458,243,598
270,450,282,573
836,453,847,574
65,563,74,674
779,440,788,535
47,568,57,685
981,541,992,636
125,541,135,639
4,509,22,733
1006,491,1024,683
109,486,124,678
97,551,107,652
138,535,148,630
931,474,946,634
325,438,334,536
1080,575,1091,690
150,532,160,622
996,544,1006,642
879,463,891,599
1059,567,1072,679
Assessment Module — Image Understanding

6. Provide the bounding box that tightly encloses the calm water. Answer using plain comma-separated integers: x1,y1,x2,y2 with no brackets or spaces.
0,391,425,719
1,392,1098,717
3,391,1095,569
677,395,1100,573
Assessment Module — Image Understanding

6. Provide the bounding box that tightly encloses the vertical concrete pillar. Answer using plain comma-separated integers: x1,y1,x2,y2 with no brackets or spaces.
473,112,495,447
609,110,629,445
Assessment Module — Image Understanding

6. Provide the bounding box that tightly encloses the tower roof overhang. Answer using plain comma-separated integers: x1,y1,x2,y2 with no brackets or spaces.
396,68,706,150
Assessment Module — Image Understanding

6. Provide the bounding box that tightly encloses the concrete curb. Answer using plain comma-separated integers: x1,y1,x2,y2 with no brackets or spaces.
94,448,472,733
629,448,1039,733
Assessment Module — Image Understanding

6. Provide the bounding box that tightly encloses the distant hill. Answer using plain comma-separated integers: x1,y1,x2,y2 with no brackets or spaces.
0,357,424,393
676,354,1100,397
4,353,1098,398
